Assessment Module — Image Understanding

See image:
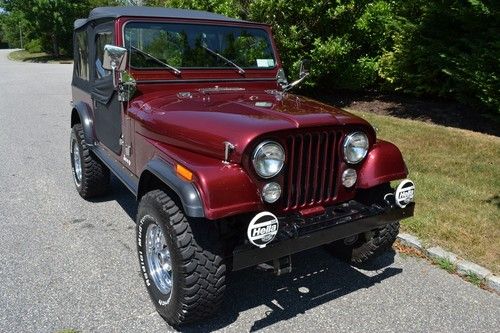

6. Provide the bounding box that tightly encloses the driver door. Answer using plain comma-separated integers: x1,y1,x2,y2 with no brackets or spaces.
91,25,122,156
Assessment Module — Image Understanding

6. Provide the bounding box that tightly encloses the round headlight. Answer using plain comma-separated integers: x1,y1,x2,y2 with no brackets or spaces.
252,141,285,178
262,182,282,203
342,168,357,188
343,132,369,164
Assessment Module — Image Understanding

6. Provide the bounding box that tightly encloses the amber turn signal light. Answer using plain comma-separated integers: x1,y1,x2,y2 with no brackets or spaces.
175,163,193,181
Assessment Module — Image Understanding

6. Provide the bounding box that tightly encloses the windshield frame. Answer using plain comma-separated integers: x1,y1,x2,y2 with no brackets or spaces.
121,19,279,72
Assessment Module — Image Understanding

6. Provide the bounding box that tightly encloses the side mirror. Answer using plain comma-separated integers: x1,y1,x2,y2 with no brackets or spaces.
282,59,311,92
103,44,128,87
102,45,136,101
103,44,127,71
299,59,310,78
276,68,289,87
201,33,208,48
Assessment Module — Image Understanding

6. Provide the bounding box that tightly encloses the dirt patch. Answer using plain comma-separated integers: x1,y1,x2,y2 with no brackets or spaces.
313,91,499,137
393,241,426,259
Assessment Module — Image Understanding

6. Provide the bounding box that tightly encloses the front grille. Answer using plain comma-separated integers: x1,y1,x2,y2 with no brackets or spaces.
283,131,339,211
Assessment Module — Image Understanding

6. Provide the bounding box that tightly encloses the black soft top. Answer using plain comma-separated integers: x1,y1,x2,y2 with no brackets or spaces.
74,6,250,30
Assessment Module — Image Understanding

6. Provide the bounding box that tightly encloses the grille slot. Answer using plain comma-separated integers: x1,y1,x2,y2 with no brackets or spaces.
284,131,338,210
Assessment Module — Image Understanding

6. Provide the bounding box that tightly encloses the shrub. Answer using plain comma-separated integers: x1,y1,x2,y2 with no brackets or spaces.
379,1,500,112
25,38,43,53
145,0,500,112
4,0,493,111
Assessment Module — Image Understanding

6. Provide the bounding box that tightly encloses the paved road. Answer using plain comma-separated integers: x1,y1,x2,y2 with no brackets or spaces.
0,49,498,333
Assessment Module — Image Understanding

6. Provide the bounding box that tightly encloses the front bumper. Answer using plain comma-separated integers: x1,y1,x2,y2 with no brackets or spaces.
232,201,415,271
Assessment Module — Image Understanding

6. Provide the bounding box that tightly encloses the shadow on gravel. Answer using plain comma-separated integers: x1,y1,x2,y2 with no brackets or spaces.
93,177,400,332
88,175,138,221
20,55,73,64
175,248,399,332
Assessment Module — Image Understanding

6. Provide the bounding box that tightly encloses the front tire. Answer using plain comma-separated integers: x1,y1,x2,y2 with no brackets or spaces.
328,222,400,265
136,190,226,325
70,123,110,198
328,183,399,265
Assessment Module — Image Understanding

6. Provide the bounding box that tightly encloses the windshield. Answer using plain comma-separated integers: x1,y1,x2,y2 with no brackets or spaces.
124,22,276,70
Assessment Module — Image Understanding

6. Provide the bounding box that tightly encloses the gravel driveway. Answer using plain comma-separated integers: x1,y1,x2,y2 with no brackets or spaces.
0,49,498,333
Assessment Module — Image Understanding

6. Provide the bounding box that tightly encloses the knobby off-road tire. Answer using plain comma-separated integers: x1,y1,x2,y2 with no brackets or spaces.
329,221,400,265
136,190,226,325
328,183,399,265
70,123,110,198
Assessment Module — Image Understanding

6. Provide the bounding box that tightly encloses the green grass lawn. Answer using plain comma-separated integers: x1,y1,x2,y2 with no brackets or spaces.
349,109,500,273
8,50,72,64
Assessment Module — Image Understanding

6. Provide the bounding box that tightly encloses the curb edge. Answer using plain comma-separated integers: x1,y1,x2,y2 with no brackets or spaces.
396,233,499,294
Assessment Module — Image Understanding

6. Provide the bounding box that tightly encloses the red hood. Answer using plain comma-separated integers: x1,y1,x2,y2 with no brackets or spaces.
129,89,374,162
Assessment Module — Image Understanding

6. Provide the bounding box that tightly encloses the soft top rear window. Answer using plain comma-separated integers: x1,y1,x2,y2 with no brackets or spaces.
124,22,276,70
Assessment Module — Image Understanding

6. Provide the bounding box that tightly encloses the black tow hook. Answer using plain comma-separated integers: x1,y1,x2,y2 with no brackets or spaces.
383,192,396,208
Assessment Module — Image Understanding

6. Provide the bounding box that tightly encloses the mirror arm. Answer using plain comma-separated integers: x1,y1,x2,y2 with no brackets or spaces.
112,67,117,87
282,73,309,92
117,71,137,102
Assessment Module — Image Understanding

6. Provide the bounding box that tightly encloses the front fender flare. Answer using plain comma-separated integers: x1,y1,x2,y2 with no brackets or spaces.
140,157,205,218
72,101,96,146
357,140,408,189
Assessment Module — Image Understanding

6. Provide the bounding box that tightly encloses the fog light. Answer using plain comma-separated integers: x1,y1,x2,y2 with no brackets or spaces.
342,168,357,188
262,182,281,203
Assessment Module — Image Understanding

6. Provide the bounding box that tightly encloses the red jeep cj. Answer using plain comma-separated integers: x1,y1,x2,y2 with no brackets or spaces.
70,7,415,325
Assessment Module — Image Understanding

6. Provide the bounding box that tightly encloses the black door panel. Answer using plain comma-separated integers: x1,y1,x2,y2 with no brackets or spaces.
91,28,122,155
91,74,114,105
94,93,122,155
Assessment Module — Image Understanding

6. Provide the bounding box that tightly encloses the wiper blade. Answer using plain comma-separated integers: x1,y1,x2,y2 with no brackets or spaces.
202,45,245,75
131,46,181,75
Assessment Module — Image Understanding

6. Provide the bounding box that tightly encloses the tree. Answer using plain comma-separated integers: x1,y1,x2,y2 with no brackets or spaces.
0,9,29,48
145,0,246,18
1,0,497,111
0,0,120,56
153,0,499,111
379,0,500,111
28,1,85,56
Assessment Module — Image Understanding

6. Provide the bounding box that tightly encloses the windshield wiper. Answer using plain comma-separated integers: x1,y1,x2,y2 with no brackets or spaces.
201,44,245,75
131,46,181,75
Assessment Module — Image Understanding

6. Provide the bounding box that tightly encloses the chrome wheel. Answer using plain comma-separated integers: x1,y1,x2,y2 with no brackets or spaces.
72,140,82,185
146,223,173,297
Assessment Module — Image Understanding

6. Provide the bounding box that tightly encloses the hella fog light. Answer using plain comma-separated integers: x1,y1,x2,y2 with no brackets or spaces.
342,168,357,188
395,179,415,208
262,182,281,203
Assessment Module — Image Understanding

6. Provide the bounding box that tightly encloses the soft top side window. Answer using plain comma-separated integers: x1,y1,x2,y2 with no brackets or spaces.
95,32,113,79
74,30,89,81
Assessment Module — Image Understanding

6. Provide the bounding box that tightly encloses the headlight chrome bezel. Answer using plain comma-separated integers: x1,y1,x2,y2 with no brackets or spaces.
343,132,369,164
252,141,285,179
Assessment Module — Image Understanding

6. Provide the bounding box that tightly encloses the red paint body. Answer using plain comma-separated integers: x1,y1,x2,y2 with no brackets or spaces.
87,17,409,220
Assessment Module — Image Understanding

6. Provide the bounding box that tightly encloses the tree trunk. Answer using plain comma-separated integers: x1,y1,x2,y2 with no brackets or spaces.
52,33,59,57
